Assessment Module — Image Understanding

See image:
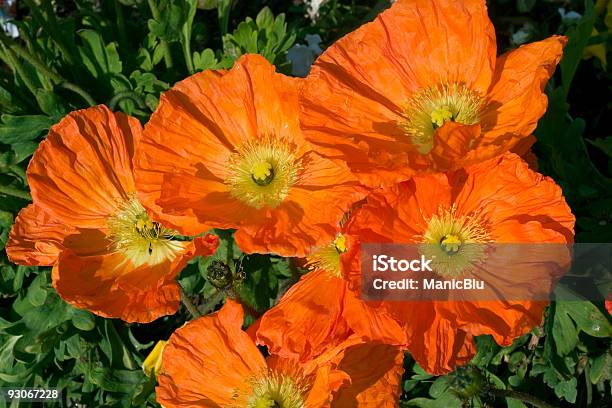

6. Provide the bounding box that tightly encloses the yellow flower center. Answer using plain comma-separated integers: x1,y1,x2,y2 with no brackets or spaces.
305,234,346,277
399,83,484,154
226,138,301,209
430,106,454,128
107,198,183,267
245,372,305,408
440,233,462,253
333,234,347,253
251,161,275,186
420,206,490,276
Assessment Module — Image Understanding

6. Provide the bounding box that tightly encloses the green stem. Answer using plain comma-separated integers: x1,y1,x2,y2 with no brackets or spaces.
201,290,224,315
182,38,194,75
179,286,201,319
0,186,31,201
487,388,557,408
108,90,146,111
114,0,128,52
147,0,174,69
58,82,96,107
217,0,231,37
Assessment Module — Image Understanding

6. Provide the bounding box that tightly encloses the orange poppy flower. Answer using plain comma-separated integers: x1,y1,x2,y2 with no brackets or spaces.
341,153,575,374
157,299,348,407
157,299,404,407
6,106,218,323
135,54,365,257
300,0,567,187
330,341,405,407
254,227,407,406
256,234,407,363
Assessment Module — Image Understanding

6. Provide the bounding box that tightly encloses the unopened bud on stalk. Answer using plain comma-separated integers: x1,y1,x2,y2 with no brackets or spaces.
448,365,484,400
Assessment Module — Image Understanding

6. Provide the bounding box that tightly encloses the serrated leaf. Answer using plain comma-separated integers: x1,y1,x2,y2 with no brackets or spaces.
193,48,219,71
589,353,610,384
557,300,612,338
554,377,577,403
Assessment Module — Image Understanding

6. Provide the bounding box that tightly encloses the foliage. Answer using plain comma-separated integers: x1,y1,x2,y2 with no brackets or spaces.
0,0,609,407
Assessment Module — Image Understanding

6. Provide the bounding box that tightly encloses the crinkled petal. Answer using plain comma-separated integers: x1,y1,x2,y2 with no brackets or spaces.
157,300,266,407
256,270,352,361
478,36,567,156
332,342,404,407
136,55,364,257
53,233,217,323
6,204,77,266
300,0,496,186
27,105,140,228
456,153,575,242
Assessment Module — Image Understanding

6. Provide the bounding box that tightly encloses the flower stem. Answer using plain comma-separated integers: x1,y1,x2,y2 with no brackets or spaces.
108,90,146,111
58,82,97,107
486,387,557,408
179,286,201,319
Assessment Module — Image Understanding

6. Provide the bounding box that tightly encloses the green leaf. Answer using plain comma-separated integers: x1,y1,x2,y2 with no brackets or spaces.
428,377,450,399
193,49,219,71
556,300,612,338
88,366,145,393
552,304,579,356
560,0,596,97
25,274,48,308
589,353,610,384
517,0,536,13
217,0,232,36
78,29,123,79
0,114,54,144
34,90,66,119
554,377,578,403
255,7,274,29
506,398,528,408
71,309,96,331
471,335,500,367
222,8,295,66
403,393,462,407
588,137,612,158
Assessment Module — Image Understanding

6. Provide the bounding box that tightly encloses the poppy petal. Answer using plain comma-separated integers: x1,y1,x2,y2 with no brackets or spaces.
27,105,139,228
52,233,214,323
157,300,266,407
256,270,352,361
480,36,567,153
6,204,76,266
300,0,496,186
332,342,404,407
136,54,364,256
